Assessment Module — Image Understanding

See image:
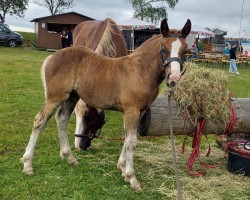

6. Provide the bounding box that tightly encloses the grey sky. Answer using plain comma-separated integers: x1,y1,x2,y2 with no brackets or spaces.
4,0,250,38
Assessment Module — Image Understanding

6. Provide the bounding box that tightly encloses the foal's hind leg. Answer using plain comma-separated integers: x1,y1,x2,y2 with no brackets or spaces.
55,94,79,165
21,101,59,175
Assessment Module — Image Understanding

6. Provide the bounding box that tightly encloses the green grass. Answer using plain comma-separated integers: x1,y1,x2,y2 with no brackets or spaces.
0,46,250,200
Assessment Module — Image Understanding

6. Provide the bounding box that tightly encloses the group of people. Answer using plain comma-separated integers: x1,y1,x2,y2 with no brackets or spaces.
61,29,72,48
189,41,248,75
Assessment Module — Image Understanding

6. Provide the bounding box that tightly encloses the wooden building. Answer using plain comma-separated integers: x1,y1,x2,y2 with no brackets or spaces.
31,12,94,49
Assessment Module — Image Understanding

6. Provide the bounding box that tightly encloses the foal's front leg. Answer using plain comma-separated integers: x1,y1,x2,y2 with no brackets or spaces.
119,109,142,191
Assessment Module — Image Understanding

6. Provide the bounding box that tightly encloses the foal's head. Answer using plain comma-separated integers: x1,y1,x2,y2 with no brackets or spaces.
160,18,191,87
75,107,105,151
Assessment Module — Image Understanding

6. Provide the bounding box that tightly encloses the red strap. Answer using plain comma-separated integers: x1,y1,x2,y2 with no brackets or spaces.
186,118,206,177
182,98,237,177
223,100,236,135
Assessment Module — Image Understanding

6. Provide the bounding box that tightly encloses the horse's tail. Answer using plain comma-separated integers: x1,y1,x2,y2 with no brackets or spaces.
40,55,52,99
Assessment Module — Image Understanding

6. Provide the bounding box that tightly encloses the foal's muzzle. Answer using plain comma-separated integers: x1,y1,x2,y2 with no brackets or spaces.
166,79,177,87
164,58,185,88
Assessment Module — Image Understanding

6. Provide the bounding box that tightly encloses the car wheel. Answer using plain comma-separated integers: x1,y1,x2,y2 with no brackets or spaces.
8,40,17,47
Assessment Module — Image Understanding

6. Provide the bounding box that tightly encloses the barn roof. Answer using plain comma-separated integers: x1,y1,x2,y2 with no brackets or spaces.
30,11,94,22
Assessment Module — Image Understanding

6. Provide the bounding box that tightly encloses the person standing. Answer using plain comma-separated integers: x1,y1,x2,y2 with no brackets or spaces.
229,44,240,74
238,44,243,55
61,29,68,48
67,29,72,47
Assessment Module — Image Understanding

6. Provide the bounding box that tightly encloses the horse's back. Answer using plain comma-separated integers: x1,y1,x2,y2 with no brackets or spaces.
73,18,127,57
73,20,106,49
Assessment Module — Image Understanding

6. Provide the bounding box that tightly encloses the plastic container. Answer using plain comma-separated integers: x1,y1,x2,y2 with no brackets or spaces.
227,140,250,176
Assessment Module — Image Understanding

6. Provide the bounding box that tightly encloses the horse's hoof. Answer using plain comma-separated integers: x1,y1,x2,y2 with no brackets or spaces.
73,160,79,166
124,176,129,182
67,155,79,165
131,184,142,192
22,169,34,176
69,159,79,166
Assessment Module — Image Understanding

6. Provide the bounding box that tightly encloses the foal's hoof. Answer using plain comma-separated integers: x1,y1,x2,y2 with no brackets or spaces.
131,184,142,192
69,159,79,166
73,160,79,166
22,169,34,176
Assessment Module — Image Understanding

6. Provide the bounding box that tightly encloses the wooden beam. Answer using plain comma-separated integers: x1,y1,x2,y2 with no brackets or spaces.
138,95,250,136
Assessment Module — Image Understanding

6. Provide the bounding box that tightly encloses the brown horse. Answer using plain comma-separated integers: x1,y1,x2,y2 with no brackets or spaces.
21,18,191,191
73,18,127,151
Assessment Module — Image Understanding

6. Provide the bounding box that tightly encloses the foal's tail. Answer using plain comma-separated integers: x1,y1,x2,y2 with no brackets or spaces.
40,55,52,99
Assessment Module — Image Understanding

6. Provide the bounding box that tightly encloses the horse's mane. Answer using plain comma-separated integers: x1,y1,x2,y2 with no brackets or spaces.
133,34,162,53
132,29,182,54
95,18,119,58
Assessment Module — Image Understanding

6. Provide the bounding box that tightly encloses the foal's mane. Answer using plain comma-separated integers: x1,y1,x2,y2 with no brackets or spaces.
95,18,120,58
132,29,182,54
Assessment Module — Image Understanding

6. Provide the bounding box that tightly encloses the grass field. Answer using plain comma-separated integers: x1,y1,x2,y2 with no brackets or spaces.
0,45,250,200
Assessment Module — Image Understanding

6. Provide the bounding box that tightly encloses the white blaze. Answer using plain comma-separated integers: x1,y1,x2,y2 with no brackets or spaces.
170,39,182,81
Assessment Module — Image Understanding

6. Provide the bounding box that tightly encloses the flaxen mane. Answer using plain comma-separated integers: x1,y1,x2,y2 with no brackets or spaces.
95,18,118,58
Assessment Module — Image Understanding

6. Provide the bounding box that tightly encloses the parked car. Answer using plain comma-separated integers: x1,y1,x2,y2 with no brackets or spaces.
0,23,23,47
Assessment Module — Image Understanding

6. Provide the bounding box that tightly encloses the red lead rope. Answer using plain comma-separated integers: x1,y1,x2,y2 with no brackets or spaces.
224,100,237,135
184,99,237,177
186,118,207,177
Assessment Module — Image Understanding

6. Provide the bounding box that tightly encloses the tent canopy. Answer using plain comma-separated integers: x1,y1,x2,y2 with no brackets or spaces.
118,18,157,30
118,18,157,50
191,25,214,36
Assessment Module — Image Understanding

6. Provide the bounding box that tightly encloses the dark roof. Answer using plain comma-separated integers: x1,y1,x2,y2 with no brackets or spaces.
30,11,94,22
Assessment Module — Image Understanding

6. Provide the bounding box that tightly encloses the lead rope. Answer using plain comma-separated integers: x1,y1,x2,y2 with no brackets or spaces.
168,88,182,200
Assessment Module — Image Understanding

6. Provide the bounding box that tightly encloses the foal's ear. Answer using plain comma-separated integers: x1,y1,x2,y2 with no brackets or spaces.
181,19,191,38
160,18,170,37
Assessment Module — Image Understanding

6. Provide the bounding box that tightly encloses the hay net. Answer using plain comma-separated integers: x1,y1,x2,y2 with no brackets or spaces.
171,62,230,129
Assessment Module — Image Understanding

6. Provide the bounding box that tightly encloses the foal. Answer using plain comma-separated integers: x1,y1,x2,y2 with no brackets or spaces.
73,18,127,150
21,18,191,191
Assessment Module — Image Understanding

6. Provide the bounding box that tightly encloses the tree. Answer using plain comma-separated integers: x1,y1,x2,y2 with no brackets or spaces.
125,0,179,24
0,0,29,23
33,0,76,16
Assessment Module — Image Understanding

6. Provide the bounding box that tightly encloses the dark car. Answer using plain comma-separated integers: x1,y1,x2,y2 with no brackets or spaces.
0,23,23,47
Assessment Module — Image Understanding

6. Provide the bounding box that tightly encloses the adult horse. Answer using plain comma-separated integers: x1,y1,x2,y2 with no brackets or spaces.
21,18,191,191
73,18,127,151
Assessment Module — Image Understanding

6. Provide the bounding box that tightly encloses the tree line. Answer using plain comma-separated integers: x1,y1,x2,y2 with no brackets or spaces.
0,0,179,25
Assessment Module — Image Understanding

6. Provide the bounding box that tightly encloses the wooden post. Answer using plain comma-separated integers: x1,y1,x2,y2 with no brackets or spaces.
138,95,250,136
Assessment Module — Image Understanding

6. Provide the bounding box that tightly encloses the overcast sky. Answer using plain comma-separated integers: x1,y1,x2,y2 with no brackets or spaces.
4,0,250,38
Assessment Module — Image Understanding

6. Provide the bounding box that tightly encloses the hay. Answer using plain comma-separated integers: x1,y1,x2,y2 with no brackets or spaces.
171,62,230,128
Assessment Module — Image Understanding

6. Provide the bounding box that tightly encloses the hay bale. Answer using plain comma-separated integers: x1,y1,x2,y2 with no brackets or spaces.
172,62,230,129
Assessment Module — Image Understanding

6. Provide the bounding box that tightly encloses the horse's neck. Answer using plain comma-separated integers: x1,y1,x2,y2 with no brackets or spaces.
130,36,164,85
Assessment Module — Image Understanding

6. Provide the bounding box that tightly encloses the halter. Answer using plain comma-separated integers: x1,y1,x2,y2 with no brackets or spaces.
74,111,105,139
74,128,102,139
160,37,186,75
